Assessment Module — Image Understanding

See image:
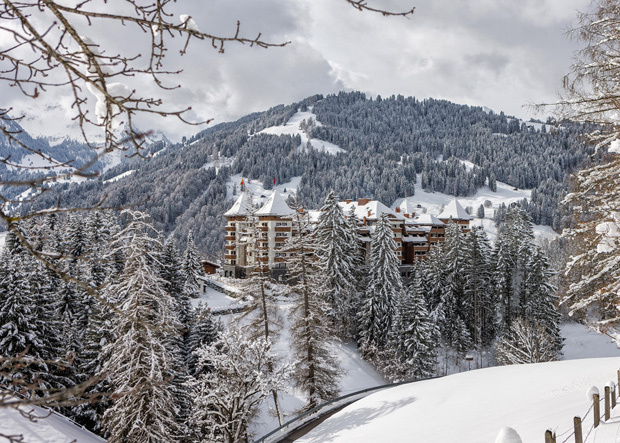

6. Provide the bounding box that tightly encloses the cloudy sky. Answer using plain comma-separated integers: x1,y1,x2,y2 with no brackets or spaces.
6,0,593,141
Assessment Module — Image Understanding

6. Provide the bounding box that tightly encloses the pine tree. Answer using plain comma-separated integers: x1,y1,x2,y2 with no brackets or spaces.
187,302,220,375
314,191,359,335
439,222,468,348
521,246,563,355
493,206,535,330
182,230,204,299
463,226,495,346
390,270,437,381
101,212,182,442
357,214,404,357
284,203,342,410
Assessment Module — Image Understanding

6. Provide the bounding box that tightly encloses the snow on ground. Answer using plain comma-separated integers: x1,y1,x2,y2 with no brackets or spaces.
562,323,620,360
226,174,302,205
0,403,104,443
191,285,240,310
6,153,59,171
0,231,6,248
258,109,345,156
297,357,620,443
103,169,135,184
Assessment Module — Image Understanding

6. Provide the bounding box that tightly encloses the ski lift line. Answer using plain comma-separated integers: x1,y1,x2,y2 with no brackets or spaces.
253,375,443,443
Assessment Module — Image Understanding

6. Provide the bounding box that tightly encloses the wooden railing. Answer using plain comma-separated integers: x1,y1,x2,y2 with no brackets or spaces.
545,370,620,443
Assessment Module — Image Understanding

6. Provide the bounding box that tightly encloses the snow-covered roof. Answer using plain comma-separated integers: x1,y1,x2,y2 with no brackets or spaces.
415,213,444,226
256,190,294,216
438,198,473,221
398,198,418,216
339,200,404,221
224,191,253,216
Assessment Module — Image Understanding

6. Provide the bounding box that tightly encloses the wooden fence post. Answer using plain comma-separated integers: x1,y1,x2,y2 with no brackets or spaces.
545,429,556,443
574,416,583,443
594,393,601,428
605,386,611,421
613,383,617,409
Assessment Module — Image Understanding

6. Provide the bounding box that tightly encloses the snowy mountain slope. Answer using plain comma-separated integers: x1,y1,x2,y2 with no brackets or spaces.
258,109,345,155
297,356,620,443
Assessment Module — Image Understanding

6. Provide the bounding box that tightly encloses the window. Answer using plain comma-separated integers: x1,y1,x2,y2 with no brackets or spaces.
276,232,288,237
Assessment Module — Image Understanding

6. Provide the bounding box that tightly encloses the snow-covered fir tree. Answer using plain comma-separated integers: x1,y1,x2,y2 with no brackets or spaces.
388,269,437,381
182,230,204,299
521,246,563,355
563,157,620,339
493,205,535,330
357,214,404,358
101,212,182,442
314,191,359,336
462,226,496,346
284,201,342,410
186,302,220,375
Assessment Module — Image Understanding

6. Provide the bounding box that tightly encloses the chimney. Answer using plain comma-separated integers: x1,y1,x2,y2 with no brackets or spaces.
395,207,401,213
346,199,352,204
363,216,367,226
358,198,371,206
368,210,371,217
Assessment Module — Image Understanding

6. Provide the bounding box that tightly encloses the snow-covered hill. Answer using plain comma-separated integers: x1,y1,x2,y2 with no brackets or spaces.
297,355,620,443
258,108,345,156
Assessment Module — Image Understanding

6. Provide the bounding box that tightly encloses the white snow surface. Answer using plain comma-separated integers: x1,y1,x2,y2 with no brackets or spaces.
0,403,104,443
191,285,242,311
297,357,620,443
258,110,345,156
103,169,135,184
0,231,6,248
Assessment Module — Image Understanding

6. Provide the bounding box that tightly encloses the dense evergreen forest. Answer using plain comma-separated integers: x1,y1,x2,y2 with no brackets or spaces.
13,92,594,255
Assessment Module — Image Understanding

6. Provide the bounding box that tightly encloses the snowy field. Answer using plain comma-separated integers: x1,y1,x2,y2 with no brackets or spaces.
297,356,620,443
0,231,5,248
258,109,346,156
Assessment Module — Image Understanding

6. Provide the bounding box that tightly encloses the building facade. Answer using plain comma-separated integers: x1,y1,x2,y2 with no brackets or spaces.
222,191,472,278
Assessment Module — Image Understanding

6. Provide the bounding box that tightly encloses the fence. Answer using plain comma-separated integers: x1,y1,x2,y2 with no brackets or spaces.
545,369,620,443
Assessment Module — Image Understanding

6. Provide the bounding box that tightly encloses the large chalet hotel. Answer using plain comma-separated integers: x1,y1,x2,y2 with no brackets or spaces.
222,190,472,278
